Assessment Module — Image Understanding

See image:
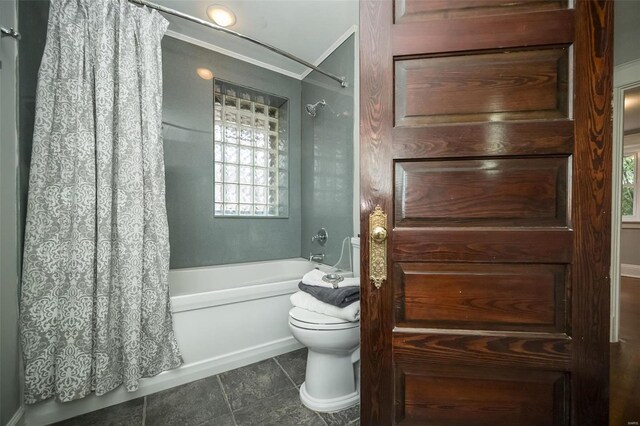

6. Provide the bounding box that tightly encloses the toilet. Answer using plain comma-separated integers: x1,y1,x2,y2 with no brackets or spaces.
288,308,360,412
288,237,361,412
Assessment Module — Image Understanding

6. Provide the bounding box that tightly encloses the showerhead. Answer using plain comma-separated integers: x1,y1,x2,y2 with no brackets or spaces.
305,99,326,117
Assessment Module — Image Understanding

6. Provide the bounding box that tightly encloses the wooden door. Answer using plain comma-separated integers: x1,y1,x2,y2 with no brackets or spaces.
359,1,612,425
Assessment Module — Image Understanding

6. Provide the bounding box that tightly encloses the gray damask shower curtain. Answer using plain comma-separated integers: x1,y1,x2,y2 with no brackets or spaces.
20,0,182,404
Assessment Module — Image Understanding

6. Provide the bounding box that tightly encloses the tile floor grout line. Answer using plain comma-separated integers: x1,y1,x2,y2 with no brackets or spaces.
317,411,330,426
217,375,238,425
141,395,147,426
274,357,329,426
273,357,298,389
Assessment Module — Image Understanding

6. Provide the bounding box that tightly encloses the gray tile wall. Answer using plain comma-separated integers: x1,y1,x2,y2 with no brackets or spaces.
9,1,50,424
18,0,49,267
162,37,303,268
300,35,356,267
2,1,22,423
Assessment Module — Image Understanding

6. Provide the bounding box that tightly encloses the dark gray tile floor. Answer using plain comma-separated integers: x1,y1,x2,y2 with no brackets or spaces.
145,375,230,425
54,348,360,426
219,358,292,411
54,398,145,426
274,349,307,386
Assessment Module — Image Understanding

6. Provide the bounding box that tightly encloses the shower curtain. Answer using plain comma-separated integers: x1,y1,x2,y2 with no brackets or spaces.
20,0,182,404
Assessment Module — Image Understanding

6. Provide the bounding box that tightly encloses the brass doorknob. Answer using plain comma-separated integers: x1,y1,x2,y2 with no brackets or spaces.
371,226,387,243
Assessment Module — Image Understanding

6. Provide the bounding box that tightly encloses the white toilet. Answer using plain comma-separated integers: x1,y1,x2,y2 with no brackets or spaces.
288,237,361,412
288,307,360,412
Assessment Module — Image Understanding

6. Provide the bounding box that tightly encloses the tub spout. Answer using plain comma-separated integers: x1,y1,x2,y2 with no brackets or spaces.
309,252,325,263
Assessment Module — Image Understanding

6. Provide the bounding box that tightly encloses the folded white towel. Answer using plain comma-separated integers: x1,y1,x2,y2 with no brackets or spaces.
290,291,360,322
302,269,359,288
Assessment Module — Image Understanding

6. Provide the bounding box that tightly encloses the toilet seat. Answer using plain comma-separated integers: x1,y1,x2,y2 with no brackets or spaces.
289,307,358,331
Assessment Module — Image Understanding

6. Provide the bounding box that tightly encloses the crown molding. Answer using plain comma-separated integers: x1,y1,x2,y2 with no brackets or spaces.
165,30,302,80
165,25,358,83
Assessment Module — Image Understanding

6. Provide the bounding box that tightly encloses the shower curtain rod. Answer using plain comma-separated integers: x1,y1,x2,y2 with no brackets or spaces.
128,0,348,88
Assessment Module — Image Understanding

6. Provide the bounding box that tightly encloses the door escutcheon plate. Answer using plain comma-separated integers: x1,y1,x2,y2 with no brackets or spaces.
369,205,387,288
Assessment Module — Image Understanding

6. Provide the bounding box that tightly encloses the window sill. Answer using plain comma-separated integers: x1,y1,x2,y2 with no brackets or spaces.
622,221,640,229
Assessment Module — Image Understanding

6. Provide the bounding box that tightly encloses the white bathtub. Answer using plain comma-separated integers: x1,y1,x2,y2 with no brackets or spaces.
170,258,318,366
25,258,322,425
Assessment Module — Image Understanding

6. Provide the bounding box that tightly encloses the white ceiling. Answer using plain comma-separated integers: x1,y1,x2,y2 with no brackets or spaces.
153,0,359,78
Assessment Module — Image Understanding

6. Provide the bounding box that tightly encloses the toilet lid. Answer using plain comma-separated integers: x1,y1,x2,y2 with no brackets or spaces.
289,307,359,330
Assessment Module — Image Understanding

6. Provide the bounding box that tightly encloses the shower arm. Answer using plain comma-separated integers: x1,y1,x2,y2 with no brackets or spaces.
128,0,348,89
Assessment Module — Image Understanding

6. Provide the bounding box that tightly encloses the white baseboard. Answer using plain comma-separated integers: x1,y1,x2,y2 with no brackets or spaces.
7,405,25,426
621,263,640,278
23,337,303,426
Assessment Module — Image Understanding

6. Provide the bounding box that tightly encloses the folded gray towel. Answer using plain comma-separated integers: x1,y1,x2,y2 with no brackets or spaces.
298,282,360,308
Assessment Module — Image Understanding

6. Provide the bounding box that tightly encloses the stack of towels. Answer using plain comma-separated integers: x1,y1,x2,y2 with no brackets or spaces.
290,269,360,321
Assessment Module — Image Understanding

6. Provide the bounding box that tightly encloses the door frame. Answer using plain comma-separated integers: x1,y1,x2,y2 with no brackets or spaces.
610,58,640,343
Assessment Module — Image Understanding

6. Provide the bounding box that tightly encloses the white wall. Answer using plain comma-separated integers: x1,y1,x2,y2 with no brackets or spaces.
615,0,640,66
621,227,640,265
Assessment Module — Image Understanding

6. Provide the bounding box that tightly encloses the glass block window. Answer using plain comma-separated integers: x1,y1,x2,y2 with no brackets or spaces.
214,80,289,217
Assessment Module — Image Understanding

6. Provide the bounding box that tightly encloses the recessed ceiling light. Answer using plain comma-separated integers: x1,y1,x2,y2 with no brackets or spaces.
207,5,236,27
196,67,214,80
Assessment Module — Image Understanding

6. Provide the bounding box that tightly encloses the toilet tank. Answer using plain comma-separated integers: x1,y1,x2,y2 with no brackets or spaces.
350,237,360,278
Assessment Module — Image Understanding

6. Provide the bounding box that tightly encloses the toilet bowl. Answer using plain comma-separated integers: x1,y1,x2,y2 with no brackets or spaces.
288,307,360,412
